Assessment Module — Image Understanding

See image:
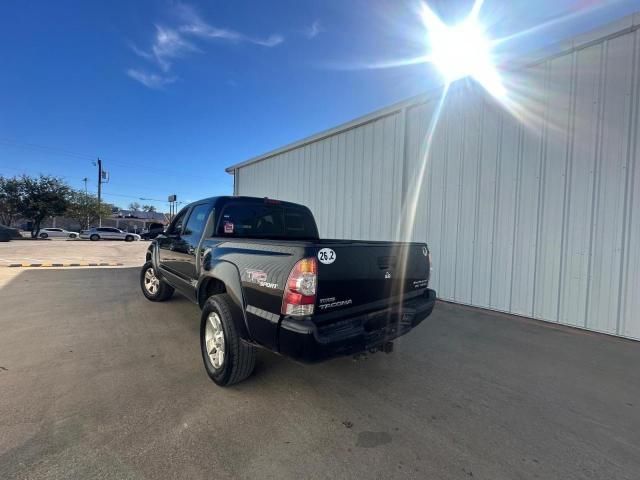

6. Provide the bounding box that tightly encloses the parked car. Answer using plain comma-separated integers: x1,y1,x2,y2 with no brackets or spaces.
140,196,436,386
80,227,141,242
141,222,165,240
0,225,22,242
38,227,80,239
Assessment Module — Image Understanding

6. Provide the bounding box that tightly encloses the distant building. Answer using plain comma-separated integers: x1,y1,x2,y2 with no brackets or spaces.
114,209,166,222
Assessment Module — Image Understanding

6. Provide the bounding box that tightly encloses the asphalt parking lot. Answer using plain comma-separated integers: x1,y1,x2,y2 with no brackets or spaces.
0,264,639,479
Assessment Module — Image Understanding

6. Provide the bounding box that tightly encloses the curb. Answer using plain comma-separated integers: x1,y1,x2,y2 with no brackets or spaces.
4,262,124,268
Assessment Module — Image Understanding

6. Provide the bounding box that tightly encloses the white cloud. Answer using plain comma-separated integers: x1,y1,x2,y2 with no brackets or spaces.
130,44,154,61
178,21,284,47
131,25,198,72
252,33,284,47
174,3,283,46
126,69,176,89
152,25,198,70
126,3,284,89
305,20,322,39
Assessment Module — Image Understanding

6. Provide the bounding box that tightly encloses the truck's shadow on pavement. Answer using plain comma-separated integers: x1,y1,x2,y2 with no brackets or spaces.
1,267,639,480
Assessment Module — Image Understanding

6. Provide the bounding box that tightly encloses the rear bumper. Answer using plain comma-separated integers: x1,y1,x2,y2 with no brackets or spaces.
278,289,436,363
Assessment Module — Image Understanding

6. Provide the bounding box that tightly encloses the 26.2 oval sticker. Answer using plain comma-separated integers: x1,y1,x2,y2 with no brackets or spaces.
317,248,336,265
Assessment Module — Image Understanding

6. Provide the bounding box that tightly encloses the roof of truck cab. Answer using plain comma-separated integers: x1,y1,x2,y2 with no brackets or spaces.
186,196,311,210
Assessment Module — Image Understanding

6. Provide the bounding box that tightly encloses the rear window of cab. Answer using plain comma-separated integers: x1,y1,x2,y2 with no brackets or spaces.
216,203,318,240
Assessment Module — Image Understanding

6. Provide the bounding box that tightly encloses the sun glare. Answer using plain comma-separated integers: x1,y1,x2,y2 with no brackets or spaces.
421,2,505,99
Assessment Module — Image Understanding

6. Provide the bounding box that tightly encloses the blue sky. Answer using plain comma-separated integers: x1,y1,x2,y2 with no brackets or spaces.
1,0,638,211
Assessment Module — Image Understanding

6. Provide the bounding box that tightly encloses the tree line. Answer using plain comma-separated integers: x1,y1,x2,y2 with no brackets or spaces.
0,174,114,237
127,202,156,213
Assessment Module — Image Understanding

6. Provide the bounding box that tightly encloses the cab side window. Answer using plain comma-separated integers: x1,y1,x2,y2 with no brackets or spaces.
167,208,188,235
183,204,211,238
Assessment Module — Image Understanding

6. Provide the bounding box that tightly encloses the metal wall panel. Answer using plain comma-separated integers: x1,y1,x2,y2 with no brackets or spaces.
533,55,573,323
559,44,600,328
233,20,640,340
622,34,640,338
235,112,405,241
586,33,635,334
510,64,545,318
455,92,482,303
471,97,500,308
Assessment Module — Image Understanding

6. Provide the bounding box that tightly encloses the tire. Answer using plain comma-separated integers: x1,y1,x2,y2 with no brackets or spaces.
39,232,48,239
90,234,100,241
140,262,174,301
69,233,77,239
201,294,256,386
125,235,134,242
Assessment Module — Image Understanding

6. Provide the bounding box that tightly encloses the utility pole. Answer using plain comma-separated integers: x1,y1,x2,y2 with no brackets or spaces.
97,158,102,227
82,177,89,229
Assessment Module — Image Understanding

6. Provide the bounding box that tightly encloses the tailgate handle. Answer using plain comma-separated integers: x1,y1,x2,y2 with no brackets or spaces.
377,256,397,269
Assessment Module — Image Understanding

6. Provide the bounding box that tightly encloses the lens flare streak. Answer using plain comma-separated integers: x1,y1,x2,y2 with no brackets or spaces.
394,83,450,297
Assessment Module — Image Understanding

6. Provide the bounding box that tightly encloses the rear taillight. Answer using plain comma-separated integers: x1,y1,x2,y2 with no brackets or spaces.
281,257,317,316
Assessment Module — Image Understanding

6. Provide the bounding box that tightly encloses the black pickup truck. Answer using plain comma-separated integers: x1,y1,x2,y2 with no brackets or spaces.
141,196,436,386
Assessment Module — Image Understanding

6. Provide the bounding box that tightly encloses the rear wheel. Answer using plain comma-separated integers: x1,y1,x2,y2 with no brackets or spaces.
69,233,77,239
39,232,48,239
201,294,256,386
140,262,174,301
90,234,99,241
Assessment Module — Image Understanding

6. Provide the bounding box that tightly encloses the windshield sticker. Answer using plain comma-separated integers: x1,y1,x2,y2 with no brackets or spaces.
317,248,336,264
223,221,234,234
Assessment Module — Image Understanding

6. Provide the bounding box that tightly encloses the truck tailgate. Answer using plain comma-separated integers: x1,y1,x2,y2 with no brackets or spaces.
314,241,430,317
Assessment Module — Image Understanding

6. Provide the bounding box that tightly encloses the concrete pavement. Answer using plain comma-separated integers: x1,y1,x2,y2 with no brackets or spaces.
0,240,149,267
0,267,638,479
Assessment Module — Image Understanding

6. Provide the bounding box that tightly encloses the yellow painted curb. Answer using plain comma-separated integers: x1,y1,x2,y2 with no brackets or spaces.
5,262,124,268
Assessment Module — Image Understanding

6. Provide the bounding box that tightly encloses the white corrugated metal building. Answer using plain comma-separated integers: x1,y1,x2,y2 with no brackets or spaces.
226,14,640,340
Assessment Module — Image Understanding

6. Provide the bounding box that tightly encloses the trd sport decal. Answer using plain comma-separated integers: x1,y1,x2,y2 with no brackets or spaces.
245,269,279,289
246,269,267,283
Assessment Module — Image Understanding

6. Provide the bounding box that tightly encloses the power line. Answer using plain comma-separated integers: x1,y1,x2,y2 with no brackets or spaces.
0,167,187,205
0,164,71,182
0,165,30,174
100,191,188,204
1,138,197,207
0,137,215,181
101,192,164,202
0,138,94,160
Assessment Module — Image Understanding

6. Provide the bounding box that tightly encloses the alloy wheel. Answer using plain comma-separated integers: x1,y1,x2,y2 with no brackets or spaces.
205,312,226,369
